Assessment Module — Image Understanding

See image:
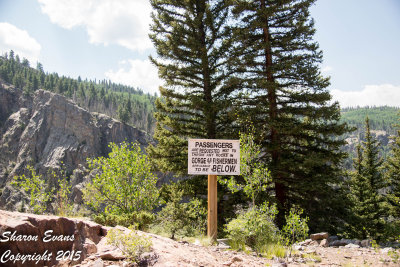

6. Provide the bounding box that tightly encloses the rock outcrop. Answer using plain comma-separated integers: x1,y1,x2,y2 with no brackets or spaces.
0,210,269,267
0,210,108,266
0,83,150,210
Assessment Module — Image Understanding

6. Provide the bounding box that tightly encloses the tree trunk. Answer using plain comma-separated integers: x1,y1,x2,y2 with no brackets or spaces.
260,0,286,227
197,0,216,139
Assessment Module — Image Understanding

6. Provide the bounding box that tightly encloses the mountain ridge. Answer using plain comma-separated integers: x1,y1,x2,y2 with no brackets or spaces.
0,81,150,210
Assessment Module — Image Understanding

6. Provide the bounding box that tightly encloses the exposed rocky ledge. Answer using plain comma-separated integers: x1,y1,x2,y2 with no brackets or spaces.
0,210,269,267
0,210,108,266
0,84,150,210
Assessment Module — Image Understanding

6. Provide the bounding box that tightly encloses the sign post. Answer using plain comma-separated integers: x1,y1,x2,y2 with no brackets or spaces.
208,174,218,240
188,139,240,240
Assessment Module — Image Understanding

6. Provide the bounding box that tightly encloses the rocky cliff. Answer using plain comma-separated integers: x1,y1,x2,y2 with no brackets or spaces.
0,82,150,209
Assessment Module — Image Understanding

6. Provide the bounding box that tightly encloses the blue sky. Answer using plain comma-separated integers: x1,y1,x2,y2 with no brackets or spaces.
0,0,399,107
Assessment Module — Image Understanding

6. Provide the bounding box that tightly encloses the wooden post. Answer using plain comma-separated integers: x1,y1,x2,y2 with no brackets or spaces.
208,174,218,240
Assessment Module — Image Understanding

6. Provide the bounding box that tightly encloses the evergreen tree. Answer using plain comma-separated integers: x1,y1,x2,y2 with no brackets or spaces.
386,117,400,219
349,117,387,240
117,99,132,124
147,0,239,174
231,0,351,230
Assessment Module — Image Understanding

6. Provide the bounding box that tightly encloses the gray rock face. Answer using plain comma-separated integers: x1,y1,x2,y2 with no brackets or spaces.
0,85,150,209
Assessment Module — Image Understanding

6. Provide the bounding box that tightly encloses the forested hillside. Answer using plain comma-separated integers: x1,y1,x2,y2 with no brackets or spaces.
340,106,399,169
0,51,156,133
341,106,399,136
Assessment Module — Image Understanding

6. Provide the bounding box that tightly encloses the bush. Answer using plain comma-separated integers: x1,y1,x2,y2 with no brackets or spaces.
51,168,73,216
281,207,309,247
221,130,271,207
225,203,279,252
383,219,400,242
156,183,207,239
106,226,152,263
83,142,159,216
12,165,75,216
11,165,54,214
94,211,155,230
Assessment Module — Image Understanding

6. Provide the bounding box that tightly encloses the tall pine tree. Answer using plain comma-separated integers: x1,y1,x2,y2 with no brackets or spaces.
386,117,400,220
349,117,387,240
231,0,351,230
147,0,239,175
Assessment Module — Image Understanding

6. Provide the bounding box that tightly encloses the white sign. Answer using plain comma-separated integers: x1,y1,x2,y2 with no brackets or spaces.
188,139,240,175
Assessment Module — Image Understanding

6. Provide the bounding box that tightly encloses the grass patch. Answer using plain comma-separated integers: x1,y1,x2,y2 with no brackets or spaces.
148,223,171,238
301,252,322,263
183,235,213,246
260,243,287,259
388,249,400,263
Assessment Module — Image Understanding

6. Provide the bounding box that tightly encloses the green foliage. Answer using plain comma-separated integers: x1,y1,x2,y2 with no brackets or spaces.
225,203,279,253
262,243,287,259
93,211,155,230
106,227,152,263
83,142,159,216
51,168,73,217
230,0,351,230
12,165,75,216
382,220,400,242
388,249,400,264
281,207,309,247
156,183,207,239
147,0,239,176
117,98,132,124
11,165,54,214
341,106,399,136
386,116,400,220
222,128,271,207
348,117,388,240
341,106,399,170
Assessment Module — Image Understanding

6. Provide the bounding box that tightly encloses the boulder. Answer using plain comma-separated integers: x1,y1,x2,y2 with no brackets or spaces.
361,239,372,247
310,232,329,240
319,239,329,247
330,239,352,247
345,243,360,248
327,235,338,243
0,210,107,266
330,239,360,247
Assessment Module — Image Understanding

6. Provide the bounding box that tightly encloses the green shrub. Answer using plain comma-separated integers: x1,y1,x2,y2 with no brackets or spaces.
106,226,152,263
156,183,207,239
83,142,159,216
51,168,73,217
281,207,309,247
94,211,155,230
382,219,400,242
225,203,279,252
221,130,271,207
12,165,75,216
11,165,54,214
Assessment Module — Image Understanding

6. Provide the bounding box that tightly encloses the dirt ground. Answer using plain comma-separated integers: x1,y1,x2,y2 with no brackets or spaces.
85,231,400,267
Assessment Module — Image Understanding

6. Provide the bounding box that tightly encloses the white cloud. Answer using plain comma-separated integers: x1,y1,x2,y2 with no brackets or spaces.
105,59,161,95
0,22,41,64
331,84,400,108
321,65,333,73
38,0,152,51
